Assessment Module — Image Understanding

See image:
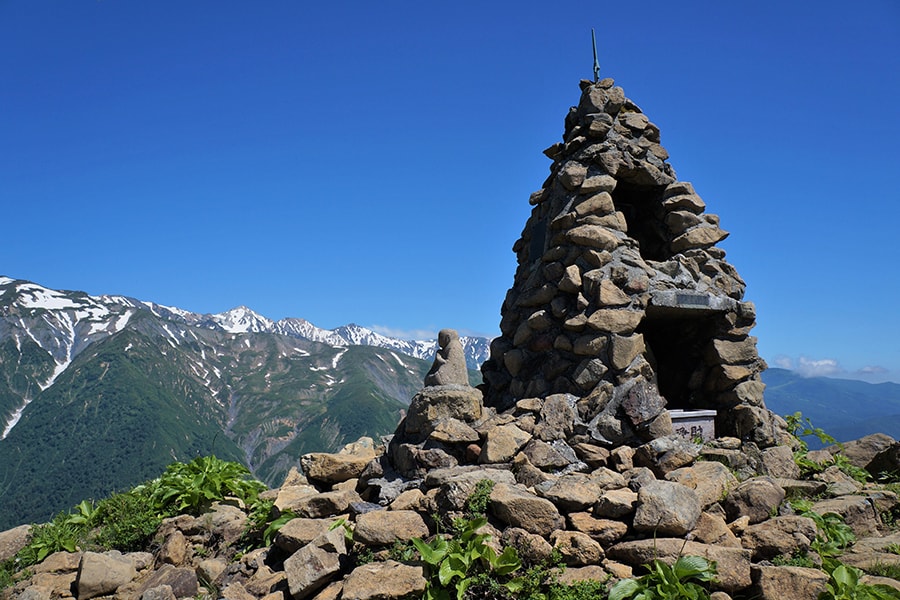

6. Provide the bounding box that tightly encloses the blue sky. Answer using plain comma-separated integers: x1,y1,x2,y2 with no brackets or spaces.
2,1,898,383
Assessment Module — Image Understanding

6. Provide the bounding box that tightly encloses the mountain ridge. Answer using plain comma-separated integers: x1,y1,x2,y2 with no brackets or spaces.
0,276,487,528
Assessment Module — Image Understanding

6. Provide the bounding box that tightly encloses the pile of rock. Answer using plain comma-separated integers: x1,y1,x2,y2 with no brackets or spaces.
480,78,777,446
4,381,900,600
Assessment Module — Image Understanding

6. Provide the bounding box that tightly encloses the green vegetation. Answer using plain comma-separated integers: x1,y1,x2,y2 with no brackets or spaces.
413,516,522,600
464,479,495,518
0,455,266,589
819,561,900,600
785,411,870,483
146,454,265,515
607,556,716,600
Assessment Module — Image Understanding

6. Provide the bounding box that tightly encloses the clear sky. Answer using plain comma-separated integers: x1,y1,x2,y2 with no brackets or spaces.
2,1,898,383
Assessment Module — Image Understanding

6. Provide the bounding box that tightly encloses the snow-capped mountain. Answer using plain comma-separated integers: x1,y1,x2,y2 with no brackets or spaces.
0,276,491,529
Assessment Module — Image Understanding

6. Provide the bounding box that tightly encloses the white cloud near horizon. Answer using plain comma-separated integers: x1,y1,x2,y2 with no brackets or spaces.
796,356,843,378
770,356,896,383
368,324,498,341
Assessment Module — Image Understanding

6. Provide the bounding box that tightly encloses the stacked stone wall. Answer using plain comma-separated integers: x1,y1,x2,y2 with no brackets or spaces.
481,78,776,445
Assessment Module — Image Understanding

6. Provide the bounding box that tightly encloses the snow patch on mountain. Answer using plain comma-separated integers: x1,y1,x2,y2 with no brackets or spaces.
210,306,274,333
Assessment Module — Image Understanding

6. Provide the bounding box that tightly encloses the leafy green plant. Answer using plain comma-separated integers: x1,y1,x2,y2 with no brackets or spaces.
608,556,717,600
786,412,836,450
151,455,266,515
89,488,164,552
464,479,495,517
820,562,900,600
15,513,80,567
772,551,817,568
831,454,870,484
412,516,522,600
866,561,900,580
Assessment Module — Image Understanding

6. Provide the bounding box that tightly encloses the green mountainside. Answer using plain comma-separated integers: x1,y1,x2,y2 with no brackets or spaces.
0,281,441,529
762,368,900,446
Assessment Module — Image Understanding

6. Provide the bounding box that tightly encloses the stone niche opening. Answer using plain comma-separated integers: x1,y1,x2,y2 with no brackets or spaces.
610,181,668,261
636,306,722,411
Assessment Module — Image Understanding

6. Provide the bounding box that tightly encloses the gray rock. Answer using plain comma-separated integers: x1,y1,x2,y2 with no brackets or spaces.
353,510,429,546
424,329,469,387
722,477,785,524
135,565,198,600
490,483,564,536
750,565,828,600
284,543,343,599
741,516,818,560
549,530,604,566
666,460,738,509
75,551,137,600
0,524,30,562
608,539,751,593
341,560,426,600
633,480,701,536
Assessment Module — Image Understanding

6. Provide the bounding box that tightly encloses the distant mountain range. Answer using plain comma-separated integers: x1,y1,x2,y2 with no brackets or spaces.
761,368,900,448
1,276,898,529
0,276,488,529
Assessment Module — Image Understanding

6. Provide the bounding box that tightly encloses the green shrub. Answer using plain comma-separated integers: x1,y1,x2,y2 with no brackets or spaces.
608,555,716,600
464,479,495,517
412,516,522,600
150,455,266,515
89,489,163,552
820,562,900,600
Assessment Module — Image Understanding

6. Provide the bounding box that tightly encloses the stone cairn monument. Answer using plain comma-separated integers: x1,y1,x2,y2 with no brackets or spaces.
8,78,900,600
480,77,786,449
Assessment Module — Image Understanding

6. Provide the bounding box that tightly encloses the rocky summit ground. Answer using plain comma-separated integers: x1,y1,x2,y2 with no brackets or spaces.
2,384,900,600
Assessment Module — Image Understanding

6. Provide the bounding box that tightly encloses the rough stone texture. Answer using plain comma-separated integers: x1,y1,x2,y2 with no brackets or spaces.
833,433,895,470
75,551,137,600
401,385,483,441
0,525,31,562
812,495,882,537
490,483,565,536
608,539,752,593
284,544,343,600
549,530,604,566
501,527,554,564
594,487,638,518
274,518,335,553
135,565,198,600
157,530,189,566
750,565,828,600
741,516,818,560
424,329,469,387
567,512,629,545
760,445,801,479
301,438,377,484
666,460,738,509
341,561,426,600
633,480,701,536
481,78,776,447
723,477,785,524
480,424,532,464
352,510,429,546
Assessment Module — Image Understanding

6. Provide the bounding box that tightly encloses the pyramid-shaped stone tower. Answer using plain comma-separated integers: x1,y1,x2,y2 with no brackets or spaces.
481,77,784,448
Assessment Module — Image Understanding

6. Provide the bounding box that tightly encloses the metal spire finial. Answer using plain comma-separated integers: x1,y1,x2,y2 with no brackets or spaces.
591,28,600,82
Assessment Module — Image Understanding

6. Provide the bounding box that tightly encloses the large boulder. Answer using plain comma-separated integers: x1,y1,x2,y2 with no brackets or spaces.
750,565,828,600
341,561,427,600
352,510,429,546
722,477,785,524
301,438,377,485
608,539,752,593
0,524,31,562
75,551,137,600
633,480,701,536
741,516,818,560
490,483,564,536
